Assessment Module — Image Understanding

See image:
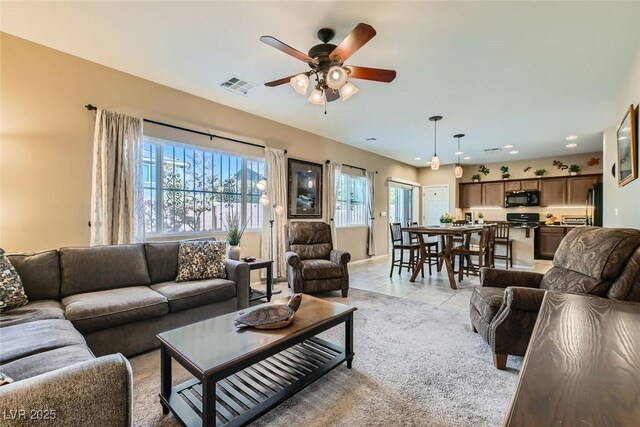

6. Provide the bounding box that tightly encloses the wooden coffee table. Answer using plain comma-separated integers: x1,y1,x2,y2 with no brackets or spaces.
157,295,356,426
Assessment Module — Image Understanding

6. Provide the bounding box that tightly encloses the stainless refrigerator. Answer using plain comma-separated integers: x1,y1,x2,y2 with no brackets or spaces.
586,183,603,227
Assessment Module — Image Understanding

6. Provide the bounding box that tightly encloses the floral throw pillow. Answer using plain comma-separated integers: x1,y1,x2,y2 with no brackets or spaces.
0,248,28,312
176,241,227,282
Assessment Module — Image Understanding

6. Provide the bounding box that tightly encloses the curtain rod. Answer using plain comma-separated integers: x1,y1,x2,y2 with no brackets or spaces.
85,104,286,154
325,160,378,174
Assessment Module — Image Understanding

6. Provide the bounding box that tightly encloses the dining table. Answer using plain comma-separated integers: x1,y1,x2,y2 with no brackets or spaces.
402,225,484,290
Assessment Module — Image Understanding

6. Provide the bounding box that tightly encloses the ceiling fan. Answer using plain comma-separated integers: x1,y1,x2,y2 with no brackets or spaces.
260,23,396,106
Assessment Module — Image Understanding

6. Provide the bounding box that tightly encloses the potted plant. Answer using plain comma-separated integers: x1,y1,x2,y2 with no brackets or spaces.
534,168,546,178
569,164,581,176
224,208,248,260
471,174,481,183
500,166,510,180
439,212,455,228
477,212,485,224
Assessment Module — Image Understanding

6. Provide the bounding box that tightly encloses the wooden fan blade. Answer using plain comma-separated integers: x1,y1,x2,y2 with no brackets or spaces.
330,23,376,63
346,66,396,83
264,74,301,87
260,36,317,64
325,88,340,102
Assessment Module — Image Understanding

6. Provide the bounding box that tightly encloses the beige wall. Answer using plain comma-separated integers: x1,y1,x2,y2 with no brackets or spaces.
603,47,640,228
0,33,418,262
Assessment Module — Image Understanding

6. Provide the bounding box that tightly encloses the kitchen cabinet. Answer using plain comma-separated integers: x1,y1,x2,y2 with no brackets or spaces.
567,176,598,205
521,180,540,190
504,181,521,192
459,183,482,208
540,178,567,206
482,182,505,207
536,226,567,260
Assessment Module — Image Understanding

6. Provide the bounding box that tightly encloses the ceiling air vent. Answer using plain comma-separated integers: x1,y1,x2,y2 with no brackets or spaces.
483,147,503,153
220,76,256,96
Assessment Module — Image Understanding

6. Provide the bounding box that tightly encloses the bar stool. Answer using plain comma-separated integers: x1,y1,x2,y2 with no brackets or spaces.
453,224,496,281
407,221,439,276
493,222,513,269
389,223,420,277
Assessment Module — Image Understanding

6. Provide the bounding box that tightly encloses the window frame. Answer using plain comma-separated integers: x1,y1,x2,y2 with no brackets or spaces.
335,172,369,229
142,136,266,239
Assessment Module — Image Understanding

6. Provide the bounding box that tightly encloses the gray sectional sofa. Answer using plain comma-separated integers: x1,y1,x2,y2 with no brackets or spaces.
0,241,250,426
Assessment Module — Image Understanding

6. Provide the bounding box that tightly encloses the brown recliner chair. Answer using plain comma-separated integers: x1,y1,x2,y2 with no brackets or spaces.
285,221,351,297
470,226,640,369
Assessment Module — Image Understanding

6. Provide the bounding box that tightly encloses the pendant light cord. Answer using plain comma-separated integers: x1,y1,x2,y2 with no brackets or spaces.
434,120,437,156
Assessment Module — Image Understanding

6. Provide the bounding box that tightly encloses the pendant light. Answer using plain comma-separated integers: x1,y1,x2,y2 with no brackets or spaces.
454,133,465,179
429,115,443,171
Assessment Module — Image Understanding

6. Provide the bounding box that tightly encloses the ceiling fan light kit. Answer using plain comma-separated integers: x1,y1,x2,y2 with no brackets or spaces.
261,23,396,110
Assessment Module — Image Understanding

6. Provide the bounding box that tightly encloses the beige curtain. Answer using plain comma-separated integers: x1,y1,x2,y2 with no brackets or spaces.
366,170,376,256
260,148,287,277
326,162,342,247
90,108,144,245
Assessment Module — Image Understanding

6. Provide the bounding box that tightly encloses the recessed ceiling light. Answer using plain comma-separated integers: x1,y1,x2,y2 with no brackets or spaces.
454,151,463,156
414,157,422,160
425,161,432,165
566,135,578,141
463,156,471,160
366,137,377,142
504,144,514,149
509,150,519,155
566,143,577,148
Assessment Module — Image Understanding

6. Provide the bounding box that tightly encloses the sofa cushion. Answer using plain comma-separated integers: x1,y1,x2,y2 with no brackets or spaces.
0,344,94,382
62,286,168,334
0,300,65,328
470,287,505,323
0,249,28,312
144,242,180,284
59,244,151,297
0,319,86,364
553,227,640,280
608,246,640,301
301,259,342,280
540,266,610,296
7,250,60,301
176,241,226,282
150,278,236,312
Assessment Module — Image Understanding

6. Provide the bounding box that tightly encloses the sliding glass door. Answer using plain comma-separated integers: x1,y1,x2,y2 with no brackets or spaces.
388,184,413,226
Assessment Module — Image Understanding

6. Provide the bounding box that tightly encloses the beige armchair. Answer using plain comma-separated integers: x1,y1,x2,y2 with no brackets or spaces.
470,226,640,369
285,221,350,297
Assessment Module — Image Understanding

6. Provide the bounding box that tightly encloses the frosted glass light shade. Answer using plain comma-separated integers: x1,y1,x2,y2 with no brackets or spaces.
256,179,267,191
340,82,359,101
307,89,325,105
454,165,463,178
326,66,348,89
430,155,440,171
259,194,270,206
290,74,309,95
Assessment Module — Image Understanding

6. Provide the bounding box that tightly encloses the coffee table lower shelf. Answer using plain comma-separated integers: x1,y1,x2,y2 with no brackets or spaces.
161,337,347,427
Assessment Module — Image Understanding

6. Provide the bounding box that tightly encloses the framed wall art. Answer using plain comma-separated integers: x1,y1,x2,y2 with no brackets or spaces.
287,158,323,218
617,104,638,187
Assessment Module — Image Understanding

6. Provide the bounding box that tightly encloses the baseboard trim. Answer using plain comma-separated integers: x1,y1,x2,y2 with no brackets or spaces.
350,254,388,265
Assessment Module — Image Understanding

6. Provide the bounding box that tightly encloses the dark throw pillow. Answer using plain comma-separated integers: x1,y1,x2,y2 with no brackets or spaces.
176,241,227,282
0,248,28,312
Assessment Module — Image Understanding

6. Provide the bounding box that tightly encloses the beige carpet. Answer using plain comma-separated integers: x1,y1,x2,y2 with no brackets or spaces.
130,289,521,427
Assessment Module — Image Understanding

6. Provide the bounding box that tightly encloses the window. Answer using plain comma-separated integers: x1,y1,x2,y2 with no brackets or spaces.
388,185,413,225
142,137,265,235
335,173,368,227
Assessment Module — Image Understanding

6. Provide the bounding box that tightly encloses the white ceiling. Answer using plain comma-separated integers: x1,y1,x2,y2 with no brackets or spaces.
2,1,639,166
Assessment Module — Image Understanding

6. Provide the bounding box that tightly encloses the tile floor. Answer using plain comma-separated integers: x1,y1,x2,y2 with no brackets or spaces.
258,256,553,313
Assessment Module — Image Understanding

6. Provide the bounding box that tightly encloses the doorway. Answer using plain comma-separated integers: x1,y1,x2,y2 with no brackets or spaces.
422,185,450,225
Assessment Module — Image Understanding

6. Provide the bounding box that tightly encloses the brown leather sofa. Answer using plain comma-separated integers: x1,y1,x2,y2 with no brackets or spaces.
470,227,640,369
285,221,351,297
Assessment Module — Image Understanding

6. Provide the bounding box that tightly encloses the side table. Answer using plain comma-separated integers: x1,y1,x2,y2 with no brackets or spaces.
247,259,274,302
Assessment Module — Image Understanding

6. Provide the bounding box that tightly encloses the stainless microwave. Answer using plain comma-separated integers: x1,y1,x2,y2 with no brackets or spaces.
505,190,540,207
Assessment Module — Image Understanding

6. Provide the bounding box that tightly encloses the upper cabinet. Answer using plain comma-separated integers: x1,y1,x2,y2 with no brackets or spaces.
540,178,567,206
460,183,482,208
482,182,505,207
521,180,540,190
567,176,599,205
504,181,521,192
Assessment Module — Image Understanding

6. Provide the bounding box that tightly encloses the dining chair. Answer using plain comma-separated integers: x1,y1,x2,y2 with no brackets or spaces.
389,223,420,277
407,221,439,276
493,222,513,269
453,224,496,281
